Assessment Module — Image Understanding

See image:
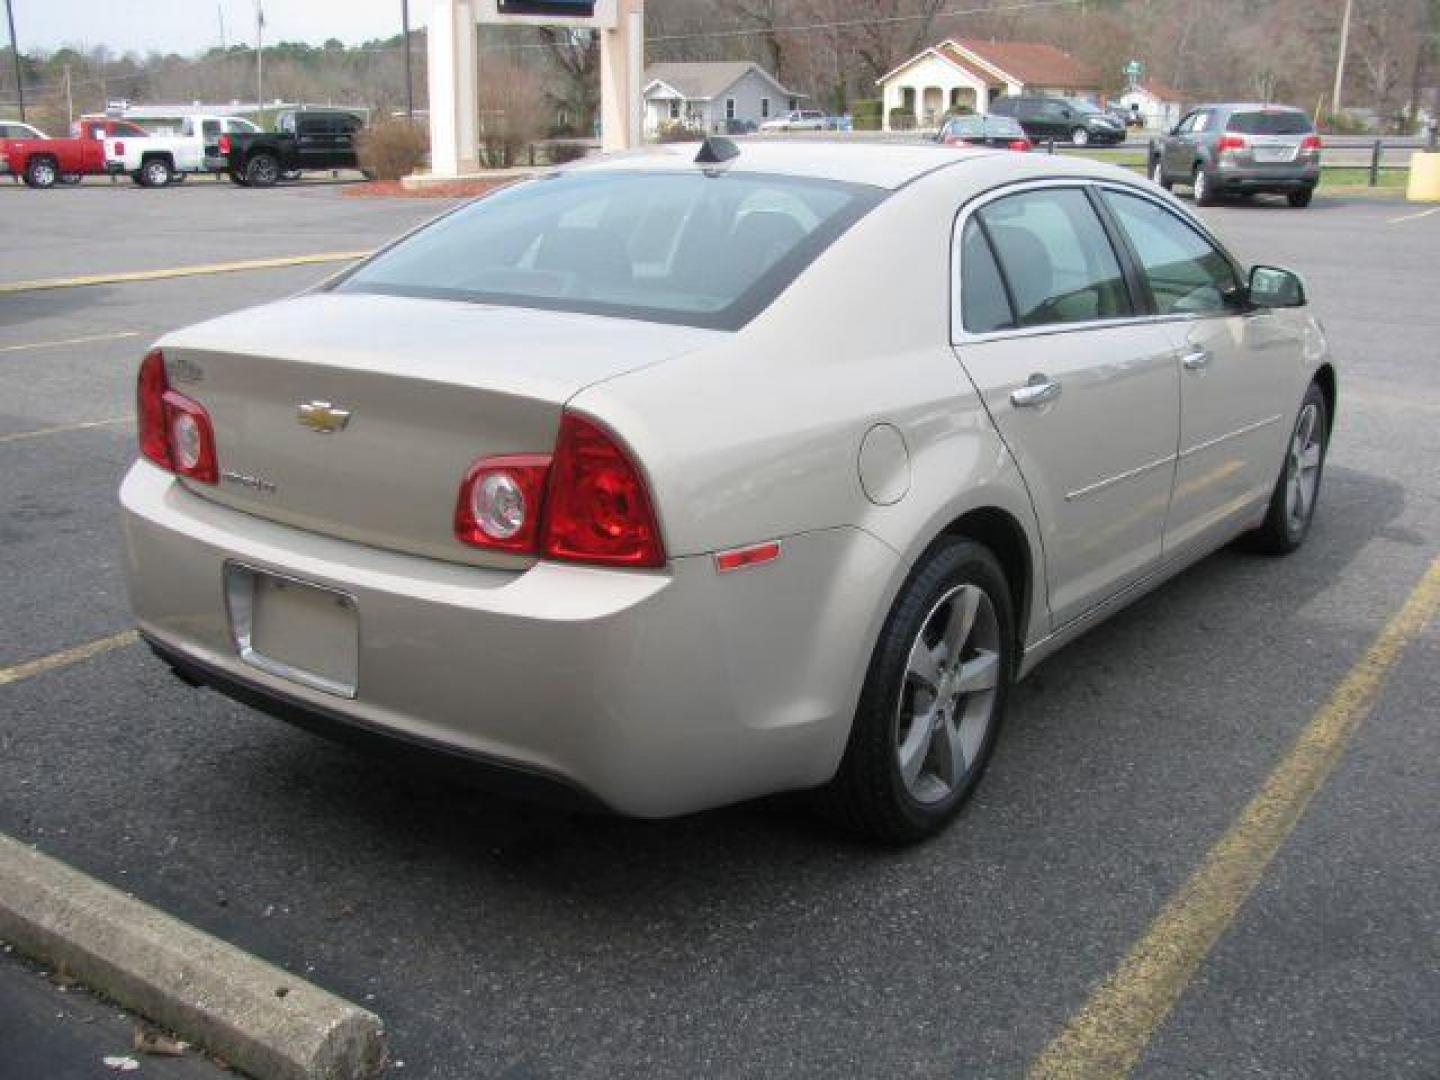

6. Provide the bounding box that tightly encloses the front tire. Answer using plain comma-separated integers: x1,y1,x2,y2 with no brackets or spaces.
1246,382,1328,555
821,539,1014,844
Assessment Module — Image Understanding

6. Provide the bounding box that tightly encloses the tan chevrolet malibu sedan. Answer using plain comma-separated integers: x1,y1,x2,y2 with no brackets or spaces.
121,141,1335,842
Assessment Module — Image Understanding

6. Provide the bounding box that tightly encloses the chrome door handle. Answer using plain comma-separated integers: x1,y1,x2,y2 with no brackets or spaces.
1181,348,1211,371
1011,375,1062,408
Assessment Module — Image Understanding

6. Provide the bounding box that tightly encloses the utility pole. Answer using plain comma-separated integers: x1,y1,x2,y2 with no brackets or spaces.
4,0,25,122
219,4,226,50
402,0,414,120
256,1,265,123
64,63,73,124
1332,0,1354,116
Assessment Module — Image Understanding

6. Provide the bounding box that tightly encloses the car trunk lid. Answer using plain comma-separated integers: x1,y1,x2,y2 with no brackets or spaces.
158,293,720,569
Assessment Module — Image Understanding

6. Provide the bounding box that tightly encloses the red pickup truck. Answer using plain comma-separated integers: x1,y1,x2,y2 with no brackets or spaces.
0,117,150,188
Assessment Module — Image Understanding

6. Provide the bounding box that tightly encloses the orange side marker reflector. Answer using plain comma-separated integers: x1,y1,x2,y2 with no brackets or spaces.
714,541,782,574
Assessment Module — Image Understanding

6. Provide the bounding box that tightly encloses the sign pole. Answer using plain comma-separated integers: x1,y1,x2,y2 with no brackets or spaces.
4,0,25,123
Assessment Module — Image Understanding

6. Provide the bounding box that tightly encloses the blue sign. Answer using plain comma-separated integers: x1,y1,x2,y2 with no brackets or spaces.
497,0,597,15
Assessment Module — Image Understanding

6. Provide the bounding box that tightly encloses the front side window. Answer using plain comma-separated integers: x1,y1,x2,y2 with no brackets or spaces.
335,171,885,331
976,188,1131,328
203,120,222,139
1102,190,1239,315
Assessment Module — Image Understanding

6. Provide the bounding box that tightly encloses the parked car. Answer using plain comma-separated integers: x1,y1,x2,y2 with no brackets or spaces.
937,114,1032,151
1149,104,1321,207
121,142,1334,843
219,109,366,187
760,109,827,132
0,117,149,188
104,114,262,187
989,95,1126,146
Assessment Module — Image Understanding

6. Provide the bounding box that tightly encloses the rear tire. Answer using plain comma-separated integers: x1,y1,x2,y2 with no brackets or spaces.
1150,157,1172,191
245,153,280,187
1192,165,1217,206
1287,187,1314,208
23,157,58,189
1245,382,1328,555
819,538,1014,844
138,157,173,188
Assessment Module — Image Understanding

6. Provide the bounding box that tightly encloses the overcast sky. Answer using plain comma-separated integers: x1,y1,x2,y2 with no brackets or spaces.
11,0,428,56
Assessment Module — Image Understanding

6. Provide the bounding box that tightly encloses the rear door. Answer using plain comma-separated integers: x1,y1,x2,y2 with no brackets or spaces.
333,115,362,165
296,115,331,169
952,184,1181,627
1098,186,1297,554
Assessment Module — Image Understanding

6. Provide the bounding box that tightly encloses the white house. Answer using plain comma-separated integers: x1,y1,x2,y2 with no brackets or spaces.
877,39,1101,131
643,62,803,136
1116,82,1185,132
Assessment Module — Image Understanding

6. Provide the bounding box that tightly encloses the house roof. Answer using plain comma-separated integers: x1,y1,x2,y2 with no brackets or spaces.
642,62,795,102
950,39,1100,88
879,38,1100,90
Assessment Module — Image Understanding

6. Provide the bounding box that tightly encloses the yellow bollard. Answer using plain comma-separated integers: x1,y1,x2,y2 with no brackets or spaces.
1407,152,1440,202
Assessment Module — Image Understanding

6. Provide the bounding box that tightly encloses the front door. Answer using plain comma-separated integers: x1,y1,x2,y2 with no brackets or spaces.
1097,186,1296,554
1163,109,1210,177
953,186,1180,627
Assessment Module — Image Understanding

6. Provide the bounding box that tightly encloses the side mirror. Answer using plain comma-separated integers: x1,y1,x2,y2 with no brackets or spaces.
1248,265,1307,308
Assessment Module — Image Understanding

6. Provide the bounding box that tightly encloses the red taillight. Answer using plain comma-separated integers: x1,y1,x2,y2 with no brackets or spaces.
1301,134,1322,152
114,140,124,155
543,414,664,568
454,413,665,569
1007,138,1031,151
1217,134,1249,153
219,134,231,155
454,454,551,554
136,349,218,484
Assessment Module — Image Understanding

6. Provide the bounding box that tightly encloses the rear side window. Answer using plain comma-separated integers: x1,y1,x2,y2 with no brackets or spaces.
990,98,1016,116
335,171,884,331
976,188,1131,328
298,117,334,135
959,219,1014,334
1102,191,1239,315
1226,110,1312,135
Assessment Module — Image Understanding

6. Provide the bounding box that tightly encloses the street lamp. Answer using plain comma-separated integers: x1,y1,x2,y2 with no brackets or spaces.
4,0,25,122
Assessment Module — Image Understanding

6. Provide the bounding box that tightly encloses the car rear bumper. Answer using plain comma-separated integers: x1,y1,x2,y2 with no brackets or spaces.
1213,164,1320,191
120,461,899,817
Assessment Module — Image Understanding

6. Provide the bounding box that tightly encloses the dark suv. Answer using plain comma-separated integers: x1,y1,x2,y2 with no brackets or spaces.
988,96,1126,146
1149,104,1321,207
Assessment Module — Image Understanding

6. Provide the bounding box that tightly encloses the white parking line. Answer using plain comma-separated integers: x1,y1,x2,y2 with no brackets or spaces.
0,330,141,354
0,416,132,445
1387,206,1440,224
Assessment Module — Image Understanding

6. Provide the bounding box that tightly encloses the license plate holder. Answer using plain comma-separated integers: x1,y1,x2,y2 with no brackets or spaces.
1254,145,1296,163
224,563,359,698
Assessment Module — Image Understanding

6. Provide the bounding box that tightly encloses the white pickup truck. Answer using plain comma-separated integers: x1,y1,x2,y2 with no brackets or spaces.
104,115,261,187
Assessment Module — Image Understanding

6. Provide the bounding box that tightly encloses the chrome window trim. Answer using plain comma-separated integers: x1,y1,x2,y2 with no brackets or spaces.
950,177,1248,346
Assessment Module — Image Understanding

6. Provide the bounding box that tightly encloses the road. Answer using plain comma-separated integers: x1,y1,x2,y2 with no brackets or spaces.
1,178,1437,1078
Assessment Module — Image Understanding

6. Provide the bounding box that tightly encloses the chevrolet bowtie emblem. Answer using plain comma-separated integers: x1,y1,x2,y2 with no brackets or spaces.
297,401,352,434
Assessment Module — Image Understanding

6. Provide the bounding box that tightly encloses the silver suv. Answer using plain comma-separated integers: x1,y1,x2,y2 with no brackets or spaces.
1149,104,1321,207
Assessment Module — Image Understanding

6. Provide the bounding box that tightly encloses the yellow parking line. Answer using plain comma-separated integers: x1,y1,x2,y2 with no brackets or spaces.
0,416,132,445
0,631,140,688
1028,555,1440,1080
0,331,141,354
0,251,371,294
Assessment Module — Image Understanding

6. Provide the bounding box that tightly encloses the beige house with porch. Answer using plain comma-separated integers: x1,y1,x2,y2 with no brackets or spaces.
878,39,1101,131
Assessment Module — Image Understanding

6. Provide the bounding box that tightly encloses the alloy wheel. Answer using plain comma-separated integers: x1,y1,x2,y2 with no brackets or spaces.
1285,402,1323,533
895,583,1001,805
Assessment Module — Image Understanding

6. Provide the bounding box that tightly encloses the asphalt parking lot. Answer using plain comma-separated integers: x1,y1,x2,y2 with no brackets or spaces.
1,176,1437,1079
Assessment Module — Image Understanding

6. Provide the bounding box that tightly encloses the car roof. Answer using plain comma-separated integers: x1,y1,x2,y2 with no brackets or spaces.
1197,103,1309,113
576,140,1004,190
573,139,1138,192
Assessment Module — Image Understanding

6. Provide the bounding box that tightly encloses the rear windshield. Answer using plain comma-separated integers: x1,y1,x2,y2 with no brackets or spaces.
334,170,884,330
1226,110,1312,135
946,116,1024,137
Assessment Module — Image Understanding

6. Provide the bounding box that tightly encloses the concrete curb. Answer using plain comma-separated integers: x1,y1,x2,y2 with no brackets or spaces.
0,833,385,1079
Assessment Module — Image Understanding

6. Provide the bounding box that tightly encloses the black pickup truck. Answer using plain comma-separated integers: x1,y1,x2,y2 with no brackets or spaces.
222,109,368,187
